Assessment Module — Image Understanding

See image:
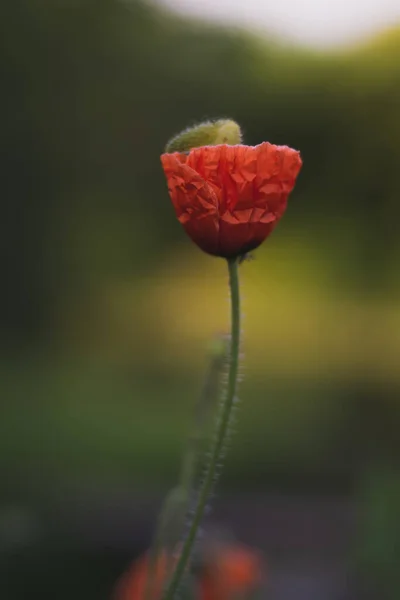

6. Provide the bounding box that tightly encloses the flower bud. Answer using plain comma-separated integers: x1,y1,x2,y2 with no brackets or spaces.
165,119,242,153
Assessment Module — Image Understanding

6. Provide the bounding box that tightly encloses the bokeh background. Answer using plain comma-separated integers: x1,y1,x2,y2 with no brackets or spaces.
1,0,400,598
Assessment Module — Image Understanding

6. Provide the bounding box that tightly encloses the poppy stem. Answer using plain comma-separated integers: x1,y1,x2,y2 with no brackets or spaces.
163,257,241,600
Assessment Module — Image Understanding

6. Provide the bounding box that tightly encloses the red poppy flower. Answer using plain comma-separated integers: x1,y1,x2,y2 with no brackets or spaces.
200,545,264,600
161,142,302,258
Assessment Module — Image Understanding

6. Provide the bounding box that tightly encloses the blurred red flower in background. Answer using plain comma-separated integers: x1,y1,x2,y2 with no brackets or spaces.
113,543,264,600
200,544,264,600
113,551,168,600
113,552,168,600
161,142,302,258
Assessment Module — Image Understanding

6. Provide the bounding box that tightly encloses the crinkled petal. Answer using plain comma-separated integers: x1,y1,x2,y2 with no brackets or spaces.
162,143,302,258
186,142,301,212
186,144,255,212
184,143,301,257
253,142,302,214
161,153,220,255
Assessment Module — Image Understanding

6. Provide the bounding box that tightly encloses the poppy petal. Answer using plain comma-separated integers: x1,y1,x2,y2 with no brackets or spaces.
186,144,257,212
161,141,302,258
161,153,220,255
217,143,301,256
186,143,301,211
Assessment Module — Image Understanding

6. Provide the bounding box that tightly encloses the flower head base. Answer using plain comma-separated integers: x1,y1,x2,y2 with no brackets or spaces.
161,139,302,259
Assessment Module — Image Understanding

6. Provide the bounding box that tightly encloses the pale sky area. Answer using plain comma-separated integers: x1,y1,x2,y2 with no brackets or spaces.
155,0,400,47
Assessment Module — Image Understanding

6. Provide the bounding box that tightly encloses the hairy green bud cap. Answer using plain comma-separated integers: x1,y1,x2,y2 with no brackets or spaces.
165,119,242,153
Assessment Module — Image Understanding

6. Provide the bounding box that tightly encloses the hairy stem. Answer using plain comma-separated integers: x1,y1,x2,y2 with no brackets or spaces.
163,257,241,600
